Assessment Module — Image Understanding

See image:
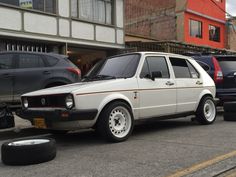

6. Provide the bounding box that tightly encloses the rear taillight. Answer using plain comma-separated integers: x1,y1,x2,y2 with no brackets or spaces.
67,67,81,76
212,57,223,83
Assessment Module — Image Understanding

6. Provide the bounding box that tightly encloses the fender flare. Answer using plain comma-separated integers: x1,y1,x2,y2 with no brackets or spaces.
95,93,134,121
195,89,214,111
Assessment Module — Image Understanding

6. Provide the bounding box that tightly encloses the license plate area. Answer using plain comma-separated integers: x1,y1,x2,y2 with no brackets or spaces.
34,118,47,129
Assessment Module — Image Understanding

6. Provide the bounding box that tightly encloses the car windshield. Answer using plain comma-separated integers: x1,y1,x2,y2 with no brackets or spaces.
83,54,140,81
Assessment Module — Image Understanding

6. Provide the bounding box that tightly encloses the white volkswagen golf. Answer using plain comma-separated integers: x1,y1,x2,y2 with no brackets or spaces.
19,52,216,142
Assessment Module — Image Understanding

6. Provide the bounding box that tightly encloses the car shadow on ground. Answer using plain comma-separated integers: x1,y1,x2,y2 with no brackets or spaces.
48,118,199,146
0,116,219,147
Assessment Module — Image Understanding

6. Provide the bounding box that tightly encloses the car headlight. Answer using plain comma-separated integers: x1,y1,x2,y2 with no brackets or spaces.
65,94,74,109
23,98,28,108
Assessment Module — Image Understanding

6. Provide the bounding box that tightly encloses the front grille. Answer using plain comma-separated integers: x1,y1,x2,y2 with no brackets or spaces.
24,94,68,108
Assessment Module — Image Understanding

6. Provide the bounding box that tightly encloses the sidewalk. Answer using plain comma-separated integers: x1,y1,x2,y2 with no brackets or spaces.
0,114,33,133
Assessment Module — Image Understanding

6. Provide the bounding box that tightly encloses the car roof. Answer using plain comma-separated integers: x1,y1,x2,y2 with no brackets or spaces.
0,51,67,59
111,52,191,59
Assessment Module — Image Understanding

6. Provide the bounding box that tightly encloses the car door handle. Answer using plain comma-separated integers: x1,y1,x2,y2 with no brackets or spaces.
196,81,203,85
43,71,51,75
166,81,174,86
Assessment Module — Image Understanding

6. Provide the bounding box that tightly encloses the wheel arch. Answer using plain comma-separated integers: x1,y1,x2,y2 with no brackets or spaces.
95,94,134,122
195,90,214,111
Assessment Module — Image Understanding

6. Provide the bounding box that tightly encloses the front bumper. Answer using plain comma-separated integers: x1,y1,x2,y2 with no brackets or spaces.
17,108,98,127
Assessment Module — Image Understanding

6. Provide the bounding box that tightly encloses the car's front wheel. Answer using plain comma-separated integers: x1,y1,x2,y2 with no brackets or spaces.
97,101,134,142
196,96,216,125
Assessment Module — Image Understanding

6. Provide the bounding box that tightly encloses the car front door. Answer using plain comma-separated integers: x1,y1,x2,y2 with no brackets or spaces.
137,55,176,118
169,57,204,113
0,53,15,103
13,53,48,102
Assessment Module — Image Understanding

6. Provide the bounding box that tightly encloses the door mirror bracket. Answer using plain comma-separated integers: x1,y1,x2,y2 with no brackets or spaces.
151,71,162,81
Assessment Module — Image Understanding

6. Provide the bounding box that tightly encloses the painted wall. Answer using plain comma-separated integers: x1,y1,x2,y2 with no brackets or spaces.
0,0,124,49
184,12,225,49
184,0,226,49
187,0,226,21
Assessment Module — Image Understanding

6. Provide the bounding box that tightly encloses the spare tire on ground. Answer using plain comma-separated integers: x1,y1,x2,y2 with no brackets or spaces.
1,138,56,165
223,102,236,112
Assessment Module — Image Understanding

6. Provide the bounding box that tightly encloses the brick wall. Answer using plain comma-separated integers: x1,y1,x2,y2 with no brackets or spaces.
125,0,177,40
227,18,236,51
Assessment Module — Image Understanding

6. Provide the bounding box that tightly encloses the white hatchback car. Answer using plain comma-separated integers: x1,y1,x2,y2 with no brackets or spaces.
19,52,216,142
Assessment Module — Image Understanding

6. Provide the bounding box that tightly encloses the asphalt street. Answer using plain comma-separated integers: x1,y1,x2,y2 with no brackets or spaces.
0,111,235,177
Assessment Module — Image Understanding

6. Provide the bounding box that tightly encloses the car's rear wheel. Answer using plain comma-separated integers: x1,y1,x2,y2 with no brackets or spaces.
196,96,216,125
97,101,134,142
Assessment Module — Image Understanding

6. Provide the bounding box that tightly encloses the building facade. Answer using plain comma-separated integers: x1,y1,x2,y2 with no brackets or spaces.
227,17,236,51
126,0,226,49
0,0,124,75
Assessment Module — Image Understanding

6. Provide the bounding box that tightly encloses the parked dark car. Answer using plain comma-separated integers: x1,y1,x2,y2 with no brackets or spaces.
192,55,236,104
0,51,81,108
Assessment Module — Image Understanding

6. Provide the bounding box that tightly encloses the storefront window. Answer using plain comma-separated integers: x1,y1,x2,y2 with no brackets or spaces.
0,0,56,14
189,19,202,38
209,25,220,42
71,0,113,25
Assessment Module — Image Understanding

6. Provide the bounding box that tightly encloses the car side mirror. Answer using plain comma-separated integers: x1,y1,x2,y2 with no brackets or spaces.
151,71,162,81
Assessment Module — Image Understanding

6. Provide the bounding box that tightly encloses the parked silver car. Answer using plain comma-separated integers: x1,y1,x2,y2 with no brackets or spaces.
19,52,216,142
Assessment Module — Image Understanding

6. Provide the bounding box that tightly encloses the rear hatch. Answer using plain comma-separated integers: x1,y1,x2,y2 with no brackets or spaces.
216,56,236,89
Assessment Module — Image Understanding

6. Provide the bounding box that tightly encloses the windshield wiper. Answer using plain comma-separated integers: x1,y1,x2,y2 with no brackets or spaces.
93,75,116,80
82,75,116,81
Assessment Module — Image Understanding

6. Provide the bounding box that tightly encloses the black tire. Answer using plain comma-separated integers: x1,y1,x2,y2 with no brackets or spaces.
196,96,216,125
96,101,134,143
224,112,236,121
223,102,236,112
49,130,68,135
1,138,56,165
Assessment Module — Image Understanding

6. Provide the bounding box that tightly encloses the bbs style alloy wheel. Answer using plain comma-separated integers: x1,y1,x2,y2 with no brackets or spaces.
97,101,134,142
196,96,216,125
1,138,56,165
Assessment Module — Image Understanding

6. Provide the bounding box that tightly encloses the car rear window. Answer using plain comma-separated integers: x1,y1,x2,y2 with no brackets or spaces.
196,61,210,72
217,57,236,74
45,56,59,66
64,58,78,68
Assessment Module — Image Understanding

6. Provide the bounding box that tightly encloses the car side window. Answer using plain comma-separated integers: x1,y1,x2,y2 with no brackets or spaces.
170,58,191,78
140,56,170,78
197,61,210,71
0,54,13,69
45,56,59,66
18,54,45,68
140,59,149,78
187,61,200,78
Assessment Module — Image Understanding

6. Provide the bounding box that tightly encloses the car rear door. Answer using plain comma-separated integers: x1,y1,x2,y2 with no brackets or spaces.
138,55,176,118
169,57,204,113
0,53,16,103
13,53,48,102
